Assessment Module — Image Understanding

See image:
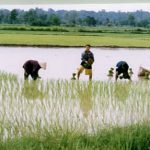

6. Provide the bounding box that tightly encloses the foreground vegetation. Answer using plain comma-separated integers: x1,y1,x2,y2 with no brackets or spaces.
1,26,150,47
0,124,150,150
0,71,150,149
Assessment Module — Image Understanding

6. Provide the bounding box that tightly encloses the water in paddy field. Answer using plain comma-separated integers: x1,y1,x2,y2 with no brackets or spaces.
0,46,150,81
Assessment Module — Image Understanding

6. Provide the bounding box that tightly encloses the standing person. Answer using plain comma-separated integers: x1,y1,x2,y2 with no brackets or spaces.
23,60,46,80
77,44,94,81
115,61,131,81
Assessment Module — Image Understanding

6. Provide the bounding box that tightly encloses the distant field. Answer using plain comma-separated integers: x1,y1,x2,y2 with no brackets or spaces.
0,25,150,47
1,32,150,47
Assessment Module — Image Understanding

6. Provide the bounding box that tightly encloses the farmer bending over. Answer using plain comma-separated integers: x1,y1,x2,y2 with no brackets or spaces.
115,61,131,81
138,66,150,77
77,44,94,80
23,60,46,80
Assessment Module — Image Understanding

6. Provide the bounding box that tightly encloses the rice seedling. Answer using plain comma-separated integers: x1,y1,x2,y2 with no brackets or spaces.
0,71,149,149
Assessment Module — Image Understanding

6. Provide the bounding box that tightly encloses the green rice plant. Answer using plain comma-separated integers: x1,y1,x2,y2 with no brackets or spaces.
0,71,149,149
1,29,150,47
0,123,150,150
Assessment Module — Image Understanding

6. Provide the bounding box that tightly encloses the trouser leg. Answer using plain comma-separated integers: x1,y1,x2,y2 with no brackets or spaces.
115,70,121,81
77,66,84,80
89,74,92,81
123,72,131,80
31,74,38,80
24,71,29,80
77,70,82,80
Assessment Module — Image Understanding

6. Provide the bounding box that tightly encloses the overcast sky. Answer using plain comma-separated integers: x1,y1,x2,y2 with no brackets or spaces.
0,3,150,12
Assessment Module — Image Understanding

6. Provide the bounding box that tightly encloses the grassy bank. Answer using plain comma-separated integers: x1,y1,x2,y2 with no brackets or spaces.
0,26,150,47
0,71,150,149
1,25,150,34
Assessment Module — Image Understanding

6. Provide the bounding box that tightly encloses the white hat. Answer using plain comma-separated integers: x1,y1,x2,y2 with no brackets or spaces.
39,62,47,70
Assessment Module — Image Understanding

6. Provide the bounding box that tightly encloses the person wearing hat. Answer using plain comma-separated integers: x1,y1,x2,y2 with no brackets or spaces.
138,66,150,77
77,44,94,80
23,60,46,80
115,61,131,81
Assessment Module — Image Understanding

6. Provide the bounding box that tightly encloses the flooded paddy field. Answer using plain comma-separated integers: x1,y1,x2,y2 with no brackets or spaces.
0,47,150,80
0,73,150,140
0,47,149,149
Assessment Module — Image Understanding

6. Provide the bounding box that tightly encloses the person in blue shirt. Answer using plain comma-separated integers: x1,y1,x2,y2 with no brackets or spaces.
115,61,131,81
77,44,94,80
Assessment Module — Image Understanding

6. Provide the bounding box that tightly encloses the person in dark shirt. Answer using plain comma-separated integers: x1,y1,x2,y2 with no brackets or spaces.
23,60,46,80
115,61,131,81
77,44,94,80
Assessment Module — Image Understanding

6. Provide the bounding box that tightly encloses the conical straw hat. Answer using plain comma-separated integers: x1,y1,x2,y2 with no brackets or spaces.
39,62,47,70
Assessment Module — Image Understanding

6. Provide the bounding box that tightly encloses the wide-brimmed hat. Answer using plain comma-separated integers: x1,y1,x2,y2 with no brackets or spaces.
39,62,47,70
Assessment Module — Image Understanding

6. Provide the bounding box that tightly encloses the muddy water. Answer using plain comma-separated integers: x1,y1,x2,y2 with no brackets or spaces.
0,47,150,81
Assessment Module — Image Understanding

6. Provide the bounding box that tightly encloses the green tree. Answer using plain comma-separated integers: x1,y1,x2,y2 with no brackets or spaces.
47,14,61,25
24,9,37,25
138,19,149,27
105,18,113,26
10,9,18,24
128,14,136,26
65,11,78,26
84,16,97,26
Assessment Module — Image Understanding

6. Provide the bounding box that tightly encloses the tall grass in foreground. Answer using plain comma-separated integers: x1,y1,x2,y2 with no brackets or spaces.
0,123,150,150
0,71,149,149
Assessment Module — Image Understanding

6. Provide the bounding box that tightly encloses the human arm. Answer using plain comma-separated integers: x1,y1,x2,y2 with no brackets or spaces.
81,52,88,63
90,52,94,62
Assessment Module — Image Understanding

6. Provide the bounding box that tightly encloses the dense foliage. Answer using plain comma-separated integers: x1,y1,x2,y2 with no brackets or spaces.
0,8,150,27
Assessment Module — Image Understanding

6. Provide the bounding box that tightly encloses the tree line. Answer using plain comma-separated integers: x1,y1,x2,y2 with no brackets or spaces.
0,8,150,27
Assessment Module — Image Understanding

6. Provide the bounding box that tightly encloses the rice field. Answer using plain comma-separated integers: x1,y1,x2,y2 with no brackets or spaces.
1,31,150,47
0,71,150,149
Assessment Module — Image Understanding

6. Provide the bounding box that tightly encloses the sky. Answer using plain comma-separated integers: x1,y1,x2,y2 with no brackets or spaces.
0,3,150,12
